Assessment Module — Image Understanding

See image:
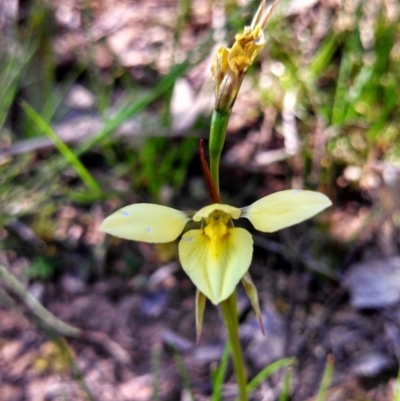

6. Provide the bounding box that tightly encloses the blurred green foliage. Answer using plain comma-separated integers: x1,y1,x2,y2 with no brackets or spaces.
260,1,400,179
26,257,56,280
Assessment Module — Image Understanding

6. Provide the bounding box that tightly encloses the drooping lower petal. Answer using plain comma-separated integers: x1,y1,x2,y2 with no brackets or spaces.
241,190,331,232
100,203,189,243
241,272,264,334
179,228,253,305
195,290,206,345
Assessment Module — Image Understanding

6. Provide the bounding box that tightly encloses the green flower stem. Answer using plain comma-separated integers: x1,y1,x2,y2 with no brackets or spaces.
209,109,231,194
220,292,248,401
209,109,247,400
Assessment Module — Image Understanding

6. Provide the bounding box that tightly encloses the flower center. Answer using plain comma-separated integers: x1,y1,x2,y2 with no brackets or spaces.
203,210,231,258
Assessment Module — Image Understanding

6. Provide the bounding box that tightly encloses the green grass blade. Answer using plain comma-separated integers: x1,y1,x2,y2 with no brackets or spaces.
54,338,96,401
308,36,339,78
0,46,37,131
315,355,334,401
278,365,292,401
174,0,192,46
212,343,230,401
41,67,85,125
331,39,353,126
394,369,400,401
246,357,294,395
21,101,101,194
151,344,162,401
346,65,373,112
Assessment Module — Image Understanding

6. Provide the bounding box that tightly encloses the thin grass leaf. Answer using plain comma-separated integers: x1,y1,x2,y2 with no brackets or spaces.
331,38,353,126
308,36,339,78
54,338,96,401
346,65,373,113
0,47,37,131
21,101,101,194
40,66,85,124
174,0,192,47
315,355,334,401
246,357,294,395
212,343,230,401
151,344,162,401
394,369,400,401
278,365,292,401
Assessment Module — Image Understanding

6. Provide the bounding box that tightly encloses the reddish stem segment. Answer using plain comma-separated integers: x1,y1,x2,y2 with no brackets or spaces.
199,139,222,204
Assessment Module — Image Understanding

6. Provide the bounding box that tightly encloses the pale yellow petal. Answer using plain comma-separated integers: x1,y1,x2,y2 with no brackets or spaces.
193,204,241,222
179,228,253,304
100,204,189,243
242,190,332,232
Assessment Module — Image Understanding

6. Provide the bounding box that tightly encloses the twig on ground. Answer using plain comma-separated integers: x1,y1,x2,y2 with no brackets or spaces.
0,263,130,364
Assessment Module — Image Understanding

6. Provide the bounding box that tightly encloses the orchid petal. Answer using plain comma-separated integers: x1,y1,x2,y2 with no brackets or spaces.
100,204,189,243
241,272,264,334
179,228,253,304
195,290,206,345
242,190,331,232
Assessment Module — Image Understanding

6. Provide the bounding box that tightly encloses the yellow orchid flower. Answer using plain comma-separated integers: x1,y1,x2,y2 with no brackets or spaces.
211,0,279,111
100,189,331,305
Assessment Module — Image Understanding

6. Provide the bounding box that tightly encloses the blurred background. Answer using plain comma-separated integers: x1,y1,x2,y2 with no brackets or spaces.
1,0,400,400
